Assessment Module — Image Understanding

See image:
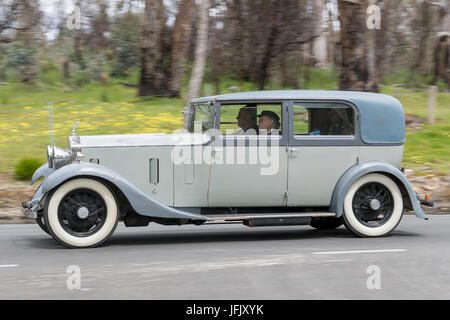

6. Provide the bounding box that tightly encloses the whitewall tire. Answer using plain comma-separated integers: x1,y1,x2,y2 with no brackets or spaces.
44,178,119,248
36,213,51,236
343,173,403,237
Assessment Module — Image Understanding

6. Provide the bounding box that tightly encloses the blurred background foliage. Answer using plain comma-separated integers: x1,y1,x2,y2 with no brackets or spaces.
0,0,449,178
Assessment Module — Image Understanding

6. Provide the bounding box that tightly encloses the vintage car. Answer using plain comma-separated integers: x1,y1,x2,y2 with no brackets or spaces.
22,90,432,248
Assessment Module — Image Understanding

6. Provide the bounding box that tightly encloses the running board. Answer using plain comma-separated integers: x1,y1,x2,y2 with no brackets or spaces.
203,212,336,222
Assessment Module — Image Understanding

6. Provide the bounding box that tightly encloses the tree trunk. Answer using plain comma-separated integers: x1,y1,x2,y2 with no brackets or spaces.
337,0,370,91
73,0,85,70
16,0,39,84
413,0,432,75
168,0,194,97
432,35,450,89
432,2,450,89
211,15,222,95
138,0,167,97
257,3,282,90
185,0,209,109
366,0,379,92
311,0,328,68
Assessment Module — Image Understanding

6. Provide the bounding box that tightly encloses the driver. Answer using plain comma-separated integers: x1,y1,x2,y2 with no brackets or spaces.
234,105,258,135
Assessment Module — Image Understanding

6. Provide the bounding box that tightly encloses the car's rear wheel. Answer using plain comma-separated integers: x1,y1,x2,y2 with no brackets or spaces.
343,173,403,237
44,178,119,248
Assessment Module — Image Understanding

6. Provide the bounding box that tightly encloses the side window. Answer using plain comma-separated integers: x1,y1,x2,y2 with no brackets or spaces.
293,103,354,136
293,106,309,135
220,103,282,136
188,102,215,133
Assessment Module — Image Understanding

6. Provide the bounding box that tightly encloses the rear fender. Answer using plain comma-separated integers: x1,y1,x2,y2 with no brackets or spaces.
330,161,428,220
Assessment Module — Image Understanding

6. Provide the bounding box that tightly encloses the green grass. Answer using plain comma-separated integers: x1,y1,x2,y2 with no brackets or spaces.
403,123,450,176
382,85,450,121
0,80,186,173
0,74,448,177
381,85,450,175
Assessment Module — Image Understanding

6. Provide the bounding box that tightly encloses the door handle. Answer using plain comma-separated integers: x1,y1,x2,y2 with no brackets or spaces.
289,148,300,157
149,158,159,184
212,147,223,157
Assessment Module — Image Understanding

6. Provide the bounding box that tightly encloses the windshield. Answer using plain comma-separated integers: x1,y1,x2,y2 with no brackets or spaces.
187,102,215,133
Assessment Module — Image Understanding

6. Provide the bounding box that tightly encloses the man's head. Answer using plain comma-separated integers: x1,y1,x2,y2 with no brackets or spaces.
328,109,340,124
328,108,350,125
258,110,280,131
236,105,256,129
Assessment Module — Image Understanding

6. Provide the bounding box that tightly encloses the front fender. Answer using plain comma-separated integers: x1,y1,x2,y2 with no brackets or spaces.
41,163,207,221
31,163,53,185
330,161,428,220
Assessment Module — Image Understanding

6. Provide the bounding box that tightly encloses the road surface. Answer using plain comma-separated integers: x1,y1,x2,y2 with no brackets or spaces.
1,215,449,299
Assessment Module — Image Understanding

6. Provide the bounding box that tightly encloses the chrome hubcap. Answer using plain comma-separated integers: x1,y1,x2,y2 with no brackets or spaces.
369,199,381,211
77,206,89,219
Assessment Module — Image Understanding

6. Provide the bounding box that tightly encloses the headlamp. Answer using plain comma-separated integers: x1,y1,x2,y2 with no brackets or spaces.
47,145,72,169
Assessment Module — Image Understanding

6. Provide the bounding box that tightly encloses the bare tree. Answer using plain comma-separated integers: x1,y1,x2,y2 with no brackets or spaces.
185,0,209,107
365,0,379,91
15,0,41,83
0,0,40,43
256,1,282,90
73,0,85,70
168,0,194,97
432,0,450,88
0,1,17,43
337,0,374,91
138,0,168,96
86,0,110,50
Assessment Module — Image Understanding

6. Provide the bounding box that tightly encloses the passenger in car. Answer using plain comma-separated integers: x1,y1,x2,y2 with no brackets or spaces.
327,108,353,135
234,106,259,135
257,110,280,135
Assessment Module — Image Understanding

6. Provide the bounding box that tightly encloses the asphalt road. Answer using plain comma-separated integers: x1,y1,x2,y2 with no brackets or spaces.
1,215,449,300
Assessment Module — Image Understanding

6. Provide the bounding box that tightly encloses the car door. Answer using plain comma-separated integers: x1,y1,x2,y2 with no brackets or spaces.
207,101,289,207
287,100,359,207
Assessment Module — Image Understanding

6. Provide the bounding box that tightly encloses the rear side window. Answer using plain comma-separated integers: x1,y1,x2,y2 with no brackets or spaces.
293,103,354,136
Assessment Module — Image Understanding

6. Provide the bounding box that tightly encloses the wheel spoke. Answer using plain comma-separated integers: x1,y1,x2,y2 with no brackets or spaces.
352,182,394,228
88,207,104,217
67,197,82,207
58,188,107,237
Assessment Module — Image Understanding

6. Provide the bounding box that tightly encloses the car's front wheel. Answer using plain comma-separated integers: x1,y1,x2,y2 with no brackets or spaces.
44,178,119,248
343,173,403,237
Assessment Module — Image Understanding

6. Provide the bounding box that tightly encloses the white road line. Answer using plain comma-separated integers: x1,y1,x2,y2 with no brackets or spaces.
312,249,407,255
0,264,19,268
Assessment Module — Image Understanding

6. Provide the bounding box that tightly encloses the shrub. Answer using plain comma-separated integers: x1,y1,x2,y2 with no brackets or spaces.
14,158,43,181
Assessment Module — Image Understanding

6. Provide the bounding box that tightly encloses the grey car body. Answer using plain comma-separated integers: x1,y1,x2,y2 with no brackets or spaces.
22,90,429,247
